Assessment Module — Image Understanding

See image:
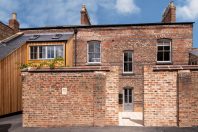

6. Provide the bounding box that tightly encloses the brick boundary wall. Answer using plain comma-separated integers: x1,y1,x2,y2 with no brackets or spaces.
178,70,198,127
144,66,177,126
22,66,119,127
144,66,198,127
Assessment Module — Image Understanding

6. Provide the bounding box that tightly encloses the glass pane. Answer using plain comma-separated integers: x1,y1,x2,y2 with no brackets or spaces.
124,89,128,103
157,52,163,61
95,43,100,53
129,95,132,103
89,53,94,62
164,52,170,61
30,47,33,53
95,53,100,59
39,46,46,59
34,52,37,59
89,43,94,52
30,46,37,59
164,46,170,51
56,46,63,58
124,63,129,72
124,53,128,62
47,46,55,58
129,89,132,95
129,63,132,72
30,53,34,59
128,52,132,61
158,46,163,51
119,94,123,104
163,39,171,43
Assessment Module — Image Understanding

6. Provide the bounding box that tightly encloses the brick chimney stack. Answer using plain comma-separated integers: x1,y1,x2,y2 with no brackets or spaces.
162,1,176,23
80,4,91,25
9,12,20,32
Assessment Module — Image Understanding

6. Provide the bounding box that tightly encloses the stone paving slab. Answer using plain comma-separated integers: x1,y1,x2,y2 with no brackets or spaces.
0,114,198,132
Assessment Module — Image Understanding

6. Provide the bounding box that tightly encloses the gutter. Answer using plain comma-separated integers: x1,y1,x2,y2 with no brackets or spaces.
20,22,194,30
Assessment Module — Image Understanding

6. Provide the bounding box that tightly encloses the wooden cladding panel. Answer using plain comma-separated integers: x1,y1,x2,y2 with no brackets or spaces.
0,39,73,116
0,44,27,116
66,38,73,67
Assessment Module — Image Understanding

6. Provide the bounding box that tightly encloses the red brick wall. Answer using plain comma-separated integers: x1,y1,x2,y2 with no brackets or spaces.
144,66,177,126
178,70,198,127
21,24,193,112
22,67,119,127
144,66,198,127
75,25,192,112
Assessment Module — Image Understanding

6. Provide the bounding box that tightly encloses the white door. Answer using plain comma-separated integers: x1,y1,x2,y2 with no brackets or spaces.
123,88,133,111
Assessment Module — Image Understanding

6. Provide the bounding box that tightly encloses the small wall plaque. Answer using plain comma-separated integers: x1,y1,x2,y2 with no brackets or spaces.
62,88,67,95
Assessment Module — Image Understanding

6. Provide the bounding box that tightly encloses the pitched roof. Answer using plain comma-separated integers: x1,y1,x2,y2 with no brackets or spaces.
190,49,198,56
0,32,73,61
26,32,73,42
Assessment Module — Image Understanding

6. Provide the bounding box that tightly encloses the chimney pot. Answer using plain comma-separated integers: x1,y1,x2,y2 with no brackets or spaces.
81,4,86,12
170,1,174,7
12,12,17,20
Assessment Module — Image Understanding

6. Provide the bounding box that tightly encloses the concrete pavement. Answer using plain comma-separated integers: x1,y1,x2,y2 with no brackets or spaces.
0,114,197,132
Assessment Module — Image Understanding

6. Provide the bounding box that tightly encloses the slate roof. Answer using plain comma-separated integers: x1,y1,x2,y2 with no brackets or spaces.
0,32,73,60
26,33,73,42
190,49,198,56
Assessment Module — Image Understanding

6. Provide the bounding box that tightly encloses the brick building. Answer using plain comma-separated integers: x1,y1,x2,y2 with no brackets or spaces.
0,2,198,127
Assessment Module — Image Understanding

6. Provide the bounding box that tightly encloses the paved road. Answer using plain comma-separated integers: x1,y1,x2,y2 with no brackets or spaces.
0,114,198,132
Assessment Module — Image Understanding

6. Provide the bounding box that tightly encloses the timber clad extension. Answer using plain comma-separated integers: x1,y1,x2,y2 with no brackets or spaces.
0,1,198,127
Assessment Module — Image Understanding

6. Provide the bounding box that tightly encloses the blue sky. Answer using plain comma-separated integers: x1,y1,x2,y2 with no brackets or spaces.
0,0,197,47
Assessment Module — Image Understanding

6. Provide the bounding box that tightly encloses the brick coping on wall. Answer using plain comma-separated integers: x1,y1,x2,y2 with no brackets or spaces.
21,66,110,72
153,65,198,71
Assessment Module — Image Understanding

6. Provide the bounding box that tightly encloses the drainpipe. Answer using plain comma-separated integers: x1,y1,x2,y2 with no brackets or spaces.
64,40,67,66
176,73,179,127
74,28,78,66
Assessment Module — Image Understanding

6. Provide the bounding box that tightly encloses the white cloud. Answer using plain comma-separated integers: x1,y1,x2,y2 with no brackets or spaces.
177,0,198,20
115,0,140,14
0,0,140,28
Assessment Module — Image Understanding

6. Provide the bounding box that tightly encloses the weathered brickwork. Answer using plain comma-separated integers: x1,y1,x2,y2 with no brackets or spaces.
22,24,193,113
75,25,192,112
178,70,198,127
22,67,119,127
144,66,177,126
0,22,15,40
144,66,198,127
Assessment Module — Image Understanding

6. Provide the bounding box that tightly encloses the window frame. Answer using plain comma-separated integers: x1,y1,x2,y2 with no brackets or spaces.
30,46,38,60
156,38,172,64
123,50,133,74
29,45,64,60
87,40,101,64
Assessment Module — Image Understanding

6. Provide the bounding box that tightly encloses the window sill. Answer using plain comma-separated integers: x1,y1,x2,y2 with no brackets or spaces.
122,72,135,76
86,63,101,66
156,62,172,65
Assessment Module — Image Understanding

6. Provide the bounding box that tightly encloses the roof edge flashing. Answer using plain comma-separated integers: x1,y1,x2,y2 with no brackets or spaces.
20,22,194,30
0,32,24,43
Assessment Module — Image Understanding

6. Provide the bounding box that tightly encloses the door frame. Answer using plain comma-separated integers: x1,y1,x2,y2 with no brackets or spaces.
123,87,134,112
